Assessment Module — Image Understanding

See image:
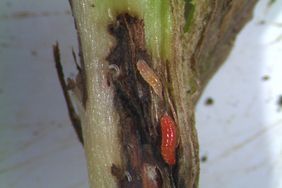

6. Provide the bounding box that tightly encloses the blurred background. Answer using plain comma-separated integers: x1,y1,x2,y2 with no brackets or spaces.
0,0,281,187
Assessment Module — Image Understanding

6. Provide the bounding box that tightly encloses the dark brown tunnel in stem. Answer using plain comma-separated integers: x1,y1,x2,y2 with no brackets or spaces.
106,13,176,188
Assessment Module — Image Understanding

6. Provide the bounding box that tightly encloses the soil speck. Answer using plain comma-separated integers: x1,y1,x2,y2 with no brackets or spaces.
31,50,37,56
262,75,270,81
201,155,208,162
205,97,214,106
277,95,282,110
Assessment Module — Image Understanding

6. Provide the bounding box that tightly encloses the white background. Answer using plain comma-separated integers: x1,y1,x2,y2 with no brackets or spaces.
0,0,282,188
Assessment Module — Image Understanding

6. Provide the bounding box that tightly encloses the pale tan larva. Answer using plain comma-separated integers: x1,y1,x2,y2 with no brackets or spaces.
136,60,163,99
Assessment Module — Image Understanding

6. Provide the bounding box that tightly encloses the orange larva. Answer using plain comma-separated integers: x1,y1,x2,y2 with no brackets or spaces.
136,60,163,99
160,113,177,165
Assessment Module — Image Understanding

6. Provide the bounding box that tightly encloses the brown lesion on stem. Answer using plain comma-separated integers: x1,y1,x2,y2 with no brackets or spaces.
107,13,177,188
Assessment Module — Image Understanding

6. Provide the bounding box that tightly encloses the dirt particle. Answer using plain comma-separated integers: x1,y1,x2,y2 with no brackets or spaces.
262,75,270,81
257,20,265,25
90,4,95,8
201,155,208,162
277,95,282,109
31,50,37,56
205,97,214,106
